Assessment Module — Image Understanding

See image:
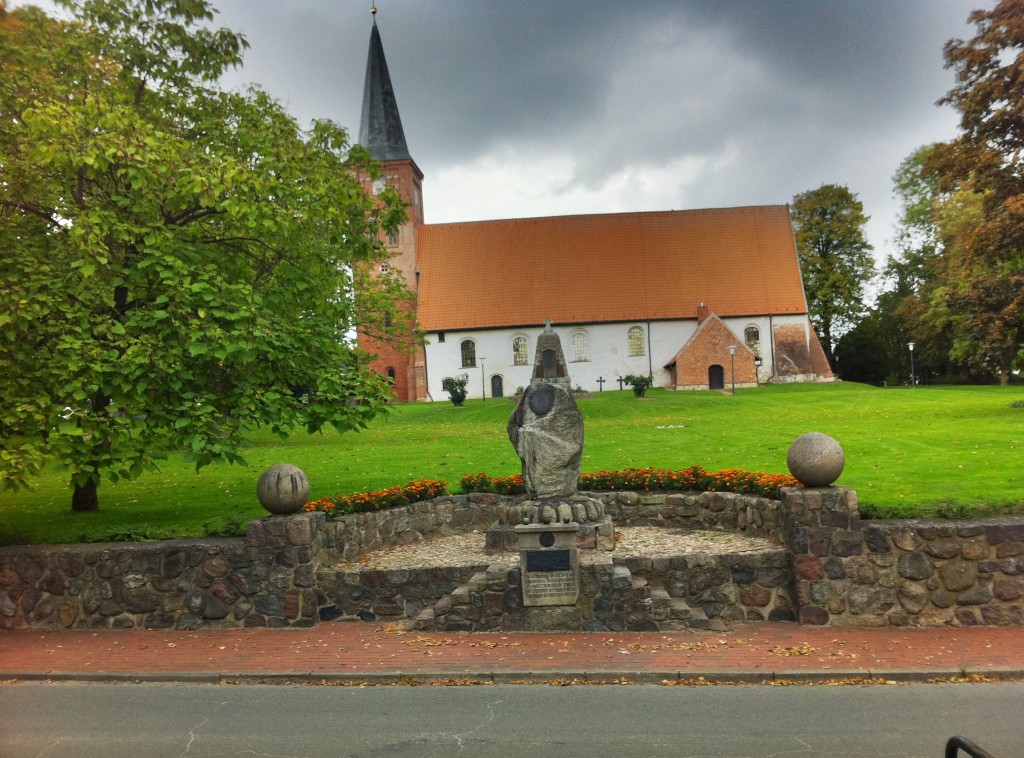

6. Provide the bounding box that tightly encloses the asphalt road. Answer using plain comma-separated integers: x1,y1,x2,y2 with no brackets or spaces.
1,681,1020,757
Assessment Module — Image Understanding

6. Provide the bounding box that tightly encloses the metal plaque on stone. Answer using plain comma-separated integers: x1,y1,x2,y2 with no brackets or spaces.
515,523,580,607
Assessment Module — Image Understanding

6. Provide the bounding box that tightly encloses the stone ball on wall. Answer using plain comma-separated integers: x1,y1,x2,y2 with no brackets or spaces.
257,464,311,515
787,432,845,487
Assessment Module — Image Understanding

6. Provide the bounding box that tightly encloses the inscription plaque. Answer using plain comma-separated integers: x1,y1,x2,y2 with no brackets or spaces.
526,549,570,572
516,523,581,607
527,384,555,416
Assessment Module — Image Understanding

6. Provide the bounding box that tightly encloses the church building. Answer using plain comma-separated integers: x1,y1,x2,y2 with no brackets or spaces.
356,17,834,403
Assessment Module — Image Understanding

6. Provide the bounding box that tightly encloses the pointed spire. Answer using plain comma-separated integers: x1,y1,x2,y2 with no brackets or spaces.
358,14,411,162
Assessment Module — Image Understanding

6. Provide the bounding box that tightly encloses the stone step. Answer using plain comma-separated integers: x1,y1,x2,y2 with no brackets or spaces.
412,606,435,631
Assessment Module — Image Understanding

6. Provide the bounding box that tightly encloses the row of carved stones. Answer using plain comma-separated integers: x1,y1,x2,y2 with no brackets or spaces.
595,491,784,540
794,519,1024,627
495,496,607,525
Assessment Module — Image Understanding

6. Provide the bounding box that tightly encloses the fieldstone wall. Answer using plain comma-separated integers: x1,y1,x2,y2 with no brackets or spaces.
0,495,503,631
3,487,1023,631
0,516,321,631
783,487,1024,627
323,494,503,562
411,549,793,633
595,490,783,541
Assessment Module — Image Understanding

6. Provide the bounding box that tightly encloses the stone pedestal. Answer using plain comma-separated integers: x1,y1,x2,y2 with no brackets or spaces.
515,523,581,607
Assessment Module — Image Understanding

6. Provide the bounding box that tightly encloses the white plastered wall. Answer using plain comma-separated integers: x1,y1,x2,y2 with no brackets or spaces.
422,315,812,401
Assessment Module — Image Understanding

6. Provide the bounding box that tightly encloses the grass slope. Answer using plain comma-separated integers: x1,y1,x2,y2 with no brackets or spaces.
1,383,1022,545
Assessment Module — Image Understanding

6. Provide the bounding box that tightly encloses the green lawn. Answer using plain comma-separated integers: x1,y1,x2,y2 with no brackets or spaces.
1,382,1022,545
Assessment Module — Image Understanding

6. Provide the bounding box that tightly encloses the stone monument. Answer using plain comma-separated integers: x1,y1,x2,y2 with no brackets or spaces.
488,321,614,555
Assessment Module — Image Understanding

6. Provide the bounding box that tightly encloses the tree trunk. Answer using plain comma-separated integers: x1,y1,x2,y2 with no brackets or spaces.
71,478,99,512
999,368,1010,386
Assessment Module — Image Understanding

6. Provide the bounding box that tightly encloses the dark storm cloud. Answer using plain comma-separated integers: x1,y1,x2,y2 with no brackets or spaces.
17,0,981,265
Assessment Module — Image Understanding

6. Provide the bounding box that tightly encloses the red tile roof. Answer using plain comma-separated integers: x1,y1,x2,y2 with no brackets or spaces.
416,205,808,332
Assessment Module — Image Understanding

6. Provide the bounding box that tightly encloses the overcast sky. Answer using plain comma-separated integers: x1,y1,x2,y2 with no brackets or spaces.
27,0,983,280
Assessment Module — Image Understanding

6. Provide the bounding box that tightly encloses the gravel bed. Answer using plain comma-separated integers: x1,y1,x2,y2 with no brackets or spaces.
335,527,780,570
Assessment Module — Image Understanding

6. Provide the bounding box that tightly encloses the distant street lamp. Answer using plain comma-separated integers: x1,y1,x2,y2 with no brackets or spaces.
754,355,762,387
907,343,915,387
729,345,737,396
480,358,486,401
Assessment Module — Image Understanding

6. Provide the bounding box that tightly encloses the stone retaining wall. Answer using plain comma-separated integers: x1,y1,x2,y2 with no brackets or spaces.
413,549,793,633
596,490,783,541
784,487,1024,627
0,495,501,631
2,488,1023,630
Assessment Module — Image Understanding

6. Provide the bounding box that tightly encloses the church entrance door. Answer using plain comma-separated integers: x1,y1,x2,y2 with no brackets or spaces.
491,375,504,398
708,365,725,390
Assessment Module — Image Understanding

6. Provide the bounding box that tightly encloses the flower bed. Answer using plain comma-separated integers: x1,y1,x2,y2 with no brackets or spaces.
459,467,799,500
303,467,799,517
305,479,449,517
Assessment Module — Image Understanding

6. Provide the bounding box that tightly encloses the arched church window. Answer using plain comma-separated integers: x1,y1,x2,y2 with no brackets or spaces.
628,326,645,357
512,336,528,366
571,331,589,362
744,326,761,354
461,340,476,368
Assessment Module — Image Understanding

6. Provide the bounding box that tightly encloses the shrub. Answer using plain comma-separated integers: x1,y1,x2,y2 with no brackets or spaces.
623,374,653,397
441,374,469,406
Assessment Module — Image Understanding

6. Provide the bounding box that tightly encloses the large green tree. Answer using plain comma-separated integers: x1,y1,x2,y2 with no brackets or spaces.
790,184,875,363
0,0,411,511
928,0,1024,385
882,145,959,383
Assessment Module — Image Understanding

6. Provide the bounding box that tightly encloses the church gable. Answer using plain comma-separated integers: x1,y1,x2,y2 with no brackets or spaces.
667,313,758,390
774,323,835,381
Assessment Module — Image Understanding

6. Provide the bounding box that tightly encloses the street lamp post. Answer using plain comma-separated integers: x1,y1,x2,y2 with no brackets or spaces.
754,355,762,387
480,358,486,401
729,345,737,396
907,343,915,387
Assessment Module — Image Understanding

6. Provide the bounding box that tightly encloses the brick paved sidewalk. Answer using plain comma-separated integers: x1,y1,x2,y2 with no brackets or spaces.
2,622,1021,685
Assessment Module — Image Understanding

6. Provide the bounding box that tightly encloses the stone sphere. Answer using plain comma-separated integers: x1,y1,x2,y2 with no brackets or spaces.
787,432,845,487
256,464,311,515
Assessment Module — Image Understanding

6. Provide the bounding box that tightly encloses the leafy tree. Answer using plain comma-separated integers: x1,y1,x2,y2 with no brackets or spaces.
928,0,1024,385
835,303,902,386
790,184,875,363
441,375,469,406
881,145,958,383
0,0,411,511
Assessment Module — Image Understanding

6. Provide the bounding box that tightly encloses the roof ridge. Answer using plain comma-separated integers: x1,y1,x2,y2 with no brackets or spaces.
422,204,790,229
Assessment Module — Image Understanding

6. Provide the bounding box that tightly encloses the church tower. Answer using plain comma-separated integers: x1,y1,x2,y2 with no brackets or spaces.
356,10,426,402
